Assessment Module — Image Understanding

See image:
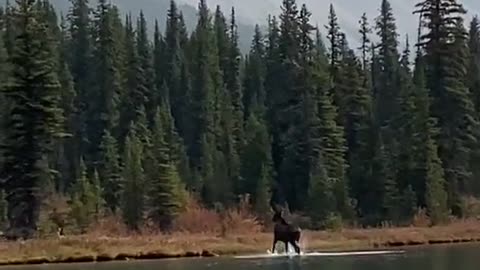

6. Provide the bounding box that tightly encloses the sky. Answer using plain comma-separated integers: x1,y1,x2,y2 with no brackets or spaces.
179,0,480,48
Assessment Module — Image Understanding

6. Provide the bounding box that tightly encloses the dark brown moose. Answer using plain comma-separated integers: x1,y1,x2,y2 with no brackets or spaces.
271,206,301,255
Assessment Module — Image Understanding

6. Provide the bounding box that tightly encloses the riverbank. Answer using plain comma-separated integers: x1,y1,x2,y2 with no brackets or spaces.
1,220,480,266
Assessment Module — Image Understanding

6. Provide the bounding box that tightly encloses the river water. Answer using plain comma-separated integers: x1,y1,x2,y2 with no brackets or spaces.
2,243,479,270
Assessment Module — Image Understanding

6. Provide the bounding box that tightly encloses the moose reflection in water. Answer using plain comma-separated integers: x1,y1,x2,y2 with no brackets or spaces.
271,205,301,255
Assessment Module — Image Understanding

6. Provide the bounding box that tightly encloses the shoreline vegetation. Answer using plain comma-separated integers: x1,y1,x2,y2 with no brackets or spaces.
1,220,480,266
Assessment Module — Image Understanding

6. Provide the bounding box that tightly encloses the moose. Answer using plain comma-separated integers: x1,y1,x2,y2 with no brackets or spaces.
271,205,302,255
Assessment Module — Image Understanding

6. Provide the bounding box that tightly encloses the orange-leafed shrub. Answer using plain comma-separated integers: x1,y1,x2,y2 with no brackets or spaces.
87,214,129,237
172,195,222,234
173,194,263,235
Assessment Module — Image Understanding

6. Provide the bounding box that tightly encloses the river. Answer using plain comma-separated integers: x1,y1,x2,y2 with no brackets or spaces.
1,243,479,270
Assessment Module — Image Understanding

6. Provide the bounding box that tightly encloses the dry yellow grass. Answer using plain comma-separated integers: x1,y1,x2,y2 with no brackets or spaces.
1,219,480,266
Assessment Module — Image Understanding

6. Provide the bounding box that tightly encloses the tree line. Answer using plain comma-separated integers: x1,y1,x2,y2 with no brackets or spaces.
0,0,480,238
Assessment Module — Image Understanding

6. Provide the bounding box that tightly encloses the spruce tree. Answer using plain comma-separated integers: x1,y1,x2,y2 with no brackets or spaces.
317,81,351,219
88,0,123,163
415,0,477,215
67,0,92,177
99,129,123,214
189,0,218,205
243,25,266,119
163,0,190,139
147,109,186,230
413,56,448,223
226,7,244,153
468,17,480,195
136,11,156,120
358,13,372,71
2,0,64,238
241,114,273,207
325,4,341,78
0,190,7,230
69,158,97,232
121,124,145,230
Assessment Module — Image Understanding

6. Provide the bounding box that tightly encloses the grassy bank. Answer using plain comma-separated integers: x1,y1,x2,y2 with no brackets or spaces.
1,220,480,266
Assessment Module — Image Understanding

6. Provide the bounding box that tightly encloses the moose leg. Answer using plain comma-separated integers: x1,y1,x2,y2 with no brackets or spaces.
285,241,289,254
272,239,277,254
290,240,301,255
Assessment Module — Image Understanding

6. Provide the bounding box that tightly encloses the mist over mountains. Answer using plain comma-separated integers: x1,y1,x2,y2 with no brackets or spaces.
1,0,479,52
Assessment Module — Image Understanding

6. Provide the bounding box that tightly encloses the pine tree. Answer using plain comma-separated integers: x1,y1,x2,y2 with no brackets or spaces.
358,13,372,71
0,190,7,230
163,0,191,142
88,0,123,163
189,0,218,205
69,158,97,232
121,124,145,230
2,0,64,238
91,169,103,217
136,11,156,120
317,82,351,219
415,1,477,215
67,0,92,178
226,7,244,153
98,130,123,214
325,4,341,78
243,25,266,119
468,17,480,196
0,21,10,172
375,0,400,128
147,109,186,230
413,56,448,223
307,160,335,227
241,114,272,206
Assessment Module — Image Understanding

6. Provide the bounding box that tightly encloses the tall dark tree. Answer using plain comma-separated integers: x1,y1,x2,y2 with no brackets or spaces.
67,0,92,180
415,0,477,216
358,13,372,71
121,124,145,230
136,11,156,120
88,0,123,164
325,4,341,78
243,24,266,119
98,130,123,214
147,108,186,230
2,0,64,238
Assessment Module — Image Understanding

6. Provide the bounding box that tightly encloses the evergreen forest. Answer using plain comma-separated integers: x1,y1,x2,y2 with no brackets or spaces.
1,0,480,238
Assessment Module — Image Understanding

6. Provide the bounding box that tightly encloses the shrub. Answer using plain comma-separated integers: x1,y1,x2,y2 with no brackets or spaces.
172,194,263,235
87,214,129,237
412,208,431,227
221,196,263,235
323,213,344,231
172,195,222,234
460,196,480,219
37,193,70,238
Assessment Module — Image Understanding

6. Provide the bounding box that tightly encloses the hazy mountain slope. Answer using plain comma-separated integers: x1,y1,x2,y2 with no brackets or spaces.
180,0,480,48
2,0,478,52
0,0,254,52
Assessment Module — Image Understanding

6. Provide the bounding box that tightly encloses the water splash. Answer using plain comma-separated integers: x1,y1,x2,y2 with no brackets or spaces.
235,249,405,259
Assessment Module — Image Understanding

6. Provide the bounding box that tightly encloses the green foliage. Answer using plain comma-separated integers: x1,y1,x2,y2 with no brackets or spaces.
121,124,146,230
69,159,98,233
0,190,7,230
2,0,64,238
99,130,123,214
146,108,187,230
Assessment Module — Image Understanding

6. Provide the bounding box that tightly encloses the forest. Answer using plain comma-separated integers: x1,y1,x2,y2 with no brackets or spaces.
0,0,480,238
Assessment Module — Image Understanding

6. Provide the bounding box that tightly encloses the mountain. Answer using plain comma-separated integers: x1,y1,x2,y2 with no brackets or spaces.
179,0,480,49
0,0,256,52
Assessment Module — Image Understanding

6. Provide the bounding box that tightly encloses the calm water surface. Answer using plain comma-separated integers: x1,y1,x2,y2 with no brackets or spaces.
2,243,479,270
